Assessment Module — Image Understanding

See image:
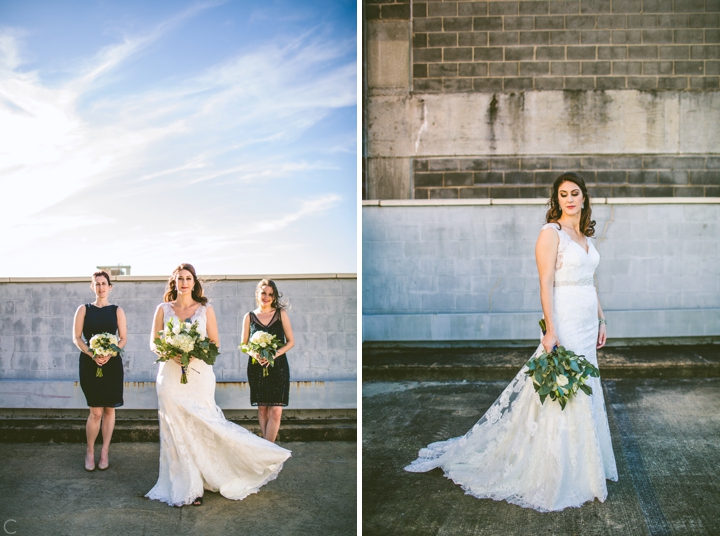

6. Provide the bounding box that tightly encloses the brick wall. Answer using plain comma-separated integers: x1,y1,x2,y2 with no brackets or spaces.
405,0,720,92
363,1,720,200
414,154,720,198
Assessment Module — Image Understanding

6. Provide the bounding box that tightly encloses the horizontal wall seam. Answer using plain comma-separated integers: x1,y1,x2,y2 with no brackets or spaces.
362,197,720,206
0,273,358,284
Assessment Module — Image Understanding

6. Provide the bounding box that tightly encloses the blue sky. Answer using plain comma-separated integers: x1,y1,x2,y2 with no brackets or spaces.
0,0,357,277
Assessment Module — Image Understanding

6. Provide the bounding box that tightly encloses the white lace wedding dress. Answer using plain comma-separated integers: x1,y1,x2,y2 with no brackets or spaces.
405,224,618,512
146,303,291,507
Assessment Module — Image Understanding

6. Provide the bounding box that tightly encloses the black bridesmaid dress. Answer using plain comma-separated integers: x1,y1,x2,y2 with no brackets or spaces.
78,304,124,408
247,309,290,406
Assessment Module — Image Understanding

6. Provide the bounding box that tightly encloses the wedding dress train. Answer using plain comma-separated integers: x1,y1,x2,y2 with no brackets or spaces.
405,224,618,512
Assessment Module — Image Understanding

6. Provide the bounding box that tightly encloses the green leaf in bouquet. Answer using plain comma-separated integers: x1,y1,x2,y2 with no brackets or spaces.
579,384,593,396
539,393,548,405
534,371,543,385
538,384,552,396
559,398,567,410
569,360,581,373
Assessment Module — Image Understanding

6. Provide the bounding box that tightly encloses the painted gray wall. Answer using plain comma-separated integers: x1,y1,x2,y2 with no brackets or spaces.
0,276,357,409
362,201,720,342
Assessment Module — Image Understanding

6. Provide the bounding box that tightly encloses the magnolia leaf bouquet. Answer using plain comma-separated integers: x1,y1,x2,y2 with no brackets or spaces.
239,331,280,377
525,319,600,410
153,318,219,384
88,333,122,378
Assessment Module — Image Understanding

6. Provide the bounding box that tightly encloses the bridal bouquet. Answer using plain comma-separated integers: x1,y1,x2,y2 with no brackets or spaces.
88,333,122,377
525,319,600,410
239,331,280,377
154,318,219,384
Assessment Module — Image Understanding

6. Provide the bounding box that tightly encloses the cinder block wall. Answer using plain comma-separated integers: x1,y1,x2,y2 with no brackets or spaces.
362,200,720,342
363,0,720,199
0,276,356,382
406,0,720,92
414,154,720,199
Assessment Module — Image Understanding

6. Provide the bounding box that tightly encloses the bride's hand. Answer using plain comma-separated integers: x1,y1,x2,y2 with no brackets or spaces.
542,332,559,353
173,355,183,365
597,324,607,349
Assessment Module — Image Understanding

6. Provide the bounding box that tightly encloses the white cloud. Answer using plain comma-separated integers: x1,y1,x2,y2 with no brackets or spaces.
0,5,355,277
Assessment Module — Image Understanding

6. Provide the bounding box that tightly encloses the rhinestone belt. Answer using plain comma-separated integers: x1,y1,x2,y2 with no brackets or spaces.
554,278,594,287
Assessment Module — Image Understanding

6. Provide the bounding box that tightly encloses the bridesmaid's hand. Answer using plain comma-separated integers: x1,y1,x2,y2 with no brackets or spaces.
542,332,559,354
597,324,607,349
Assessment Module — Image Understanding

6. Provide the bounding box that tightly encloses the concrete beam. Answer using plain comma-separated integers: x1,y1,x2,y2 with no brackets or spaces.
367,91,720,157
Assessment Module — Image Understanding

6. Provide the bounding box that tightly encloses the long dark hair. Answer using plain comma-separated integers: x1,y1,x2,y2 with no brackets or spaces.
164,263,208,305
545,172,596,237
255,279,287,310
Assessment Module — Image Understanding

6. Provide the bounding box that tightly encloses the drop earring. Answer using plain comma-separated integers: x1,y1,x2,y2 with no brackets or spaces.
581,203,585,209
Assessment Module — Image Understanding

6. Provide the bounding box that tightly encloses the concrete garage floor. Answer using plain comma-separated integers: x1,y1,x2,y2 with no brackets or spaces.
362,379,720,536
0,441,356,536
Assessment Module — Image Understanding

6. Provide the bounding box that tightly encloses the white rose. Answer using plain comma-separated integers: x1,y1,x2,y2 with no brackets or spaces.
172,323,181,335
556,374,569,387
260,342,266,348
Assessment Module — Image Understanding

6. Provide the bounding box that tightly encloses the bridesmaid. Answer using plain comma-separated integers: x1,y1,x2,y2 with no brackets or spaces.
72,271,127,471
241,279,294,443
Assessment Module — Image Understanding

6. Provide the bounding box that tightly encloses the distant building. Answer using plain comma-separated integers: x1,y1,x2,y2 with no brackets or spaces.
97,265,131,276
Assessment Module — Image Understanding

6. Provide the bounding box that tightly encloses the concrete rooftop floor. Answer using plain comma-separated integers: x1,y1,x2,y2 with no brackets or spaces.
0,441,356,536
362,378,720,536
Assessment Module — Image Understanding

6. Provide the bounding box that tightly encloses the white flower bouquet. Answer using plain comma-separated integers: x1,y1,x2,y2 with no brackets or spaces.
525,319,600,410
88,333,122,377
153,318,219,384
239,331,280,377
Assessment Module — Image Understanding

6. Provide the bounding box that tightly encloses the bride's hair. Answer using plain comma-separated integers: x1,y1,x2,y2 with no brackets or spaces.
546,172,596,237
164,263,208,305
255,279,288,310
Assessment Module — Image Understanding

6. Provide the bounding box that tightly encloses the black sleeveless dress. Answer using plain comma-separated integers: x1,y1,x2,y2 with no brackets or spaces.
79,304,124,408
247,309,290,406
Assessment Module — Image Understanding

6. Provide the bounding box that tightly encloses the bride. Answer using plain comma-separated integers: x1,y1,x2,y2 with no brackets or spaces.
405,172,618,512
146,263,291,507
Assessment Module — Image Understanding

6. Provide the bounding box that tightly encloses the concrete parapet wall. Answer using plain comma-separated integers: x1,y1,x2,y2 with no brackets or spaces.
362,200,720,342
0,380,356,411
0,275,357,409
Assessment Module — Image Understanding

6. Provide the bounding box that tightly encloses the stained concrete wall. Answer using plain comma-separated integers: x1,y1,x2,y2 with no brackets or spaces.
0,275,357,409
363,1,720,199
362,200,720,343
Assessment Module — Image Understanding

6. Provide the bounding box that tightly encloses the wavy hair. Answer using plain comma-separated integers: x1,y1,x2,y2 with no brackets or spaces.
163,263,208,305
255,279,288,310
545,172,596,237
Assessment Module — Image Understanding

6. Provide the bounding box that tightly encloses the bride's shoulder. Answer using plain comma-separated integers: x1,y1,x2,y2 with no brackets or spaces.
540,222,561,233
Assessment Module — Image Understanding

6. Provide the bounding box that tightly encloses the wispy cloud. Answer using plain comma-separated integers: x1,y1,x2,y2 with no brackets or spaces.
0,2,356,276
